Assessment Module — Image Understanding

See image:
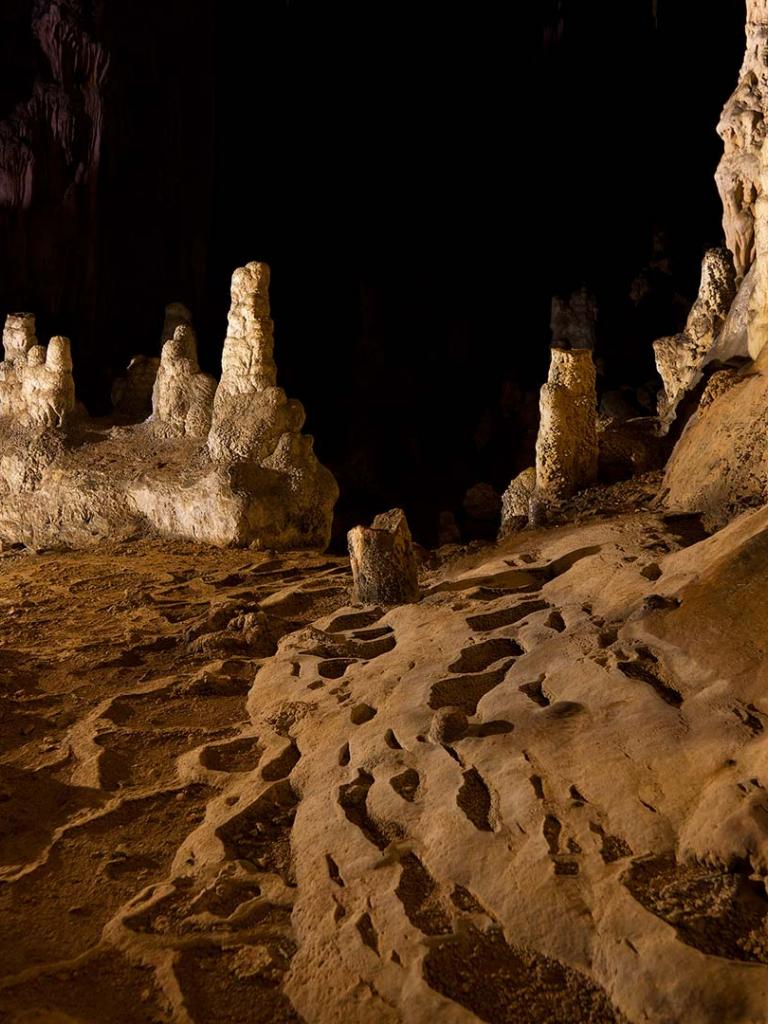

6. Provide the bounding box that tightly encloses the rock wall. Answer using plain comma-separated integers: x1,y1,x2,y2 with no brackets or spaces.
0,1,216,405
716,0,768,280
663,1,768,526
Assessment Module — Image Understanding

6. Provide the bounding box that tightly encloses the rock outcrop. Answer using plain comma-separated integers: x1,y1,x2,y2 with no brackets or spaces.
716,0,768,281
662,348,768,529
348,508,420,605
653,248,736,431
662,7,768,529
499,466,536,538
0,265,338,550
535,347,598,502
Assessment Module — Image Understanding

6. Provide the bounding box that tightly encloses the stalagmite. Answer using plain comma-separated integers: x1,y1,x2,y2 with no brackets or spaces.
0,317,76,426
152,323,215,438
2,313,37,362
0,264,338,550
534,347,598,502
348,508,420,605
653,247,736,431
499,466,536,538
208,262,298,463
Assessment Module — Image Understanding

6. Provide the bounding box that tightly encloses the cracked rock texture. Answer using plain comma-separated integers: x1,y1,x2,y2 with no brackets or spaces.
4,483,768,1022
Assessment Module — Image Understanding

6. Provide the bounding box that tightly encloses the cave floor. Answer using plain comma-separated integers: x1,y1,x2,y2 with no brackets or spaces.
1,499,768,1023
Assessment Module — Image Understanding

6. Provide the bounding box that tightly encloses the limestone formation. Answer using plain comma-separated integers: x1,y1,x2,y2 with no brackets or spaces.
208,262,281,462
2,312,38,362
598,416,670,482
0,264,338,550
662,346,768,530
653,248,736,431
151,323,215,438
348,508,420,605
747,134,768,359
661,5,768,529
0,316,76,427
716,0,768,280
535,347,598,501
499,466,536,538
428,705,469,743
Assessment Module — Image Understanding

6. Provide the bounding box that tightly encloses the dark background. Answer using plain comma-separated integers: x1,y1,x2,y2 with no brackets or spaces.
0,0,747,542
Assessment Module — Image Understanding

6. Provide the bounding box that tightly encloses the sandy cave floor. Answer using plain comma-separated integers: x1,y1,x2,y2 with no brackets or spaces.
2,491,768,1022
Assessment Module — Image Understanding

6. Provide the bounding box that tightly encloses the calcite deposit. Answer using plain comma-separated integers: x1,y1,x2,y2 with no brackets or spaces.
0,263,337,550
535,347,598,502
653,248,736,431
0,315,76,427
9,5,768,1023
663,8,768,527
151,324,216,439
716,0,768,280
499,467,536,538
348,508,420,605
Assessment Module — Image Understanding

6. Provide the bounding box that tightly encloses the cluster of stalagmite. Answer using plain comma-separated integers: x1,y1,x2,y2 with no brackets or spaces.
0,263,338,551
0,313,76,427
133,262,338,548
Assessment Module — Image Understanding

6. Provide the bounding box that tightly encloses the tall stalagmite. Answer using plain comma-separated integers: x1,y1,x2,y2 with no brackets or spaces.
535,347,598,502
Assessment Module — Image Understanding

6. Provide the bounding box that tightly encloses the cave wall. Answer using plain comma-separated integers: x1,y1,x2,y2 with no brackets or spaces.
0,0,215,408
0,0,750,542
